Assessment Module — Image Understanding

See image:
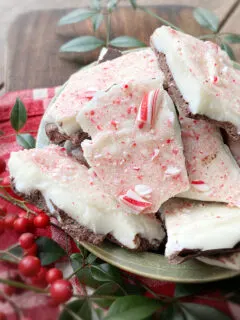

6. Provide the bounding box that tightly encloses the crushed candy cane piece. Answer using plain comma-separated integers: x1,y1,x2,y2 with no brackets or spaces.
134,184,153,198
151,148,160,161
165,166,181,176
119,189,152,214
191,180,210,192
83,89,97,100
136,89,160,129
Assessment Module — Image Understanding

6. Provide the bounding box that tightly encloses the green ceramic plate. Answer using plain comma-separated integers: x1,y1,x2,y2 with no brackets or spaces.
36,57,240,283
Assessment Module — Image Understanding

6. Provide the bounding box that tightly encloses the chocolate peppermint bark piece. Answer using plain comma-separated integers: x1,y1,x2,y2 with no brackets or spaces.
8,145,165,250
177,115,240,207
81,85,189,215
162,198,240,264
151,26,240,140
44,48,164,141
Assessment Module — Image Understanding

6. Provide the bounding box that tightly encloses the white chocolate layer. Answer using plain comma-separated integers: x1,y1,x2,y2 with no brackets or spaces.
177,116,240,206
162,198,240,259
151,26,240,132
8,145,165,249
81,86,189,214
77,80,160,138
44,48,164,136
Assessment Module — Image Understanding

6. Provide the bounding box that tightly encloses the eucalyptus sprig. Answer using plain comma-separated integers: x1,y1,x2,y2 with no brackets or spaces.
58,2,240,64
9,98,36,149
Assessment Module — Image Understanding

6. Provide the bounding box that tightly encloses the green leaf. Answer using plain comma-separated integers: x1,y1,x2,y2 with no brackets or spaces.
90,264,122,284
160,304,182,320
95,309,104,320
105,296,161,320
91,265,114,282
60,36,104,53
0,245,23,263
129,0,137,9
93,282,119,308
70,253,84,269
86,253,97,265
76,243,89,259
107,0,118,11
223,34,240,43
70,254,100,288
91,0,101,10
233,61,240,70
78,299,100,320
193,7,219,32
36,236,66,266
221,42,236,60
10,98,27,131
60,300,85,320
78,300,92,320
92,13,104,31
58,9,98,25
16,134,36,149
110,36,146,48
174,283,205,298
180,303,231,320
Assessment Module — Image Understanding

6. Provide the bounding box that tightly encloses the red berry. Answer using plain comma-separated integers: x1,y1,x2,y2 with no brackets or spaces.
0,220,5,235
13,217,29,233
24,243,37,256
2,176,10,186
19,233,35,249
46,268,63,284
34,214,50,228
31,267,48,288
27,215,35,231
0,205,7,216
18,213,35,232
0,312,7,320
4,214,16,228
3,284,17,296
0,159,6,174
18,256,41,277
50,279,73,304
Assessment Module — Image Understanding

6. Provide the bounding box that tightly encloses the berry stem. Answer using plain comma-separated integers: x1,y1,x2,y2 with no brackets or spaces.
0,188,64,231
0,278,48,294
0,289,22,320
0,190,34,215
66,265,84,280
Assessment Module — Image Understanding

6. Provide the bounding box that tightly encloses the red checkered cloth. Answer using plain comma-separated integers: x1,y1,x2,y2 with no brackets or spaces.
0,87,239,320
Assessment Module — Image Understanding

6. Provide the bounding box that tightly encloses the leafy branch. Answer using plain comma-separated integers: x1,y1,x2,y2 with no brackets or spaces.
9,98,36,149
58,1,240,64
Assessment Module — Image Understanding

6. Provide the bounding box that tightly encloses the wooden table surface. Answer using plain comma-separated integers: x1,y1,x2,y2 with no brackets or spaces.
2,0,240,92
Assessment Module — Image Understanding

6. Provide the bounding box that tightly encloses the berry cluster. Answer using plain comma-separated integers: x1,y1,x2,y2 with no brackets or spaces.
0,158,73,318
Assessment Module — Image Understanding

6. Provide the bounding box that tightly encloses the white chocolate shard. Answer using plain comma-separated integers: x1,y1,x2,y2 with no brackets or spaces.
44,48,164,136
162,198,240,265
81,85,189,214
151,26,240,136
8,145,165,249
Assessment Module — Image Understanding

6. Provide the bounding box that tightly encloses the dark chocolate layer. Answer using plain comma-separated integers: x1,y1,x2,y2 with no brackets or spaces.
11,180,161,251
99,48,122,64
169,245,240,264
